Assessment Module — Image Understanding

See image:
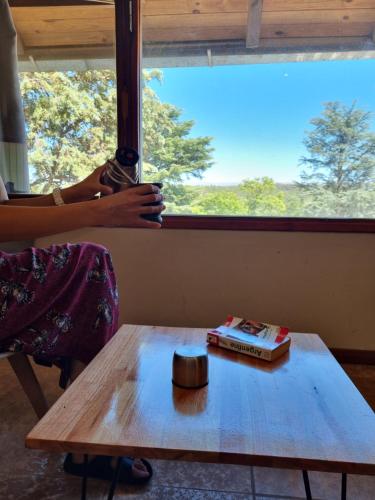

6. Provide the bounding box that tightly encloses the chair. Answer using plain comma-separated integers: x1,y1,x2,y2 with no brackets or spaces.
0,351,48,418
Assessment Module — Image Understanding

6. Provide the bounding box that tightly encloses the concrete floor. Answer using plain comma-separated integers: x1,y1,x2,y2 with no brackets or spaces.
0,359,374,500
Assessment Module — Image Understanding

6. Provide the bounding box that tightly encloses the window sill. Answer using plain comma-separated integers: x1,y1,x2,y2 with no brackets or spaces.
162,215,375,233
8,196,375,232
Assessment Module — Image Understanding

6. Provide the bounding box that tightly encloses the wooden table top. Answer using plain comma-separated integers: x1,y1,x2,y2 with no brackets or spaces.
26,325,375,474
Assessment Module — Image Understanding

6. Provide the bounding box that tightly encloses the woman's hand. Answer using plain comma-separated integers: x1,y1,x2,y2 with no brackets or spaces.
92,183,165,228
62,165,113,203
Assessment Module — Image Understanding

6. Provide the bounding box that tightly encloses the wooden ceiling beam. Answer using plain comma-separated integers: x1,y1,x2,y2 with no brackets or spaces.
246,0,263,48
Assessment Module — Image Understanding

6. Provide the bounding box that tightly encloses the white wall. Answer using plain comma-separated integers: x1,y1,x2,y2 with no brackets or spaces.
36,228,375,350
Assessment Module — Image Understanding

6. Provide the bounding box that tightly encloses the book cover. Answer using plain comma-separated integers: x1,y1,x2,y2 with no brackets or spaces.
207,315,291,361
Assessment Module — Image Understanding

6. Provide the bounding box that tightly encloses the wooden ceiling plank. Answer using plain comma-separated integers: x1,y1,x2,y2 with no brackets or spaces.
11,5,114,22
11,4,375,24
9,1,107,6
143,0,375,16
261,8,375,23
143,13,245,29
143,0,248,16
143,26,246,42
260,22,373,38
21,31,115,47
15,18,114,34
142,10,375,29
11,1,375,20
246,0,263,48
143,22,374,43
143,8,375,28
262,0,375,12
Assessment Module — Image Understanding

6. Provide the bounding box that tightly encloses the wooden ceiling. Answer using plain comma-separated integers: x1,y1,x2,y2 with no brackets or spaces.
9,0,375,65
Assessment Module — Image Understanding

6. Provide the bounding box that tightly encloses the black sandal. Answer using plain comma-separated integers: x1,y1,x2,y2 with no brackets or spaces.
63,454,153,485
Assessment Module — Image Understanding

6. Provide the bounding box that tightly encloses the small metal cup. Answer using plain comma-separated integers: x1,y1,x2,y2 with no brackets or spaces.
172,346,208,389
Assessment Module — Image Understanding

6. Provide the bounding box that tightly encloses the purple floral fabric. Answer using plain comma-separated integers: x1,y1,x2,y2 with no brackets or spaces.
0,242,119,372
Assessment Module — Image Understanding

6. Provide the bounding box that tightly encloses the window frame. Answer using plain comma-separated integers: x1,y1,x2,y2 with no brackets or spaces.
114,0,375,232
12,1,375,232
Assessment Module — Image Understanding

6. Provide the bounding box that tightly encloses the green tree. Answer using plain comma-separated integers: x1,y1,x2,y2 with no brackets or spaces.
299,101,375,217
21,71,117,193
240,177,287,216
193,191,247,215
296,184,375,218
21,69,214,203
142,70,214,207
300,101,375,192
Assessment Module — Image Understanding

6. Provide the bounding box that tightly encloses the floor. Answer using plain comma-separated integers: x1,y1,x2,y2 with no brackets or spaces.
0,359,374,500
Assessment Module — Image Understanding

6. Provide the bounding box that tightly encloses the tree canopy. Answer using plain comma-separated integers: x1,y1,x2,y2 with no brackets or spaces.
193,190,246,215
21,70,117,193
142,70,214,208
300,101,375,192
299,101,375,217
21,69,214,207
241,177,287,216
20,70,375,218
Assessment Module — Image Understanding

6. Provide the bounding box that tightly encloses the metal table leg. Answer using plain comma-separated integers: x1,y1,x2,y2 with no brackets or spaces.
107,457,122,500
81,454,89,500
302,470,312,500
302,469,347,500
341,473,347,500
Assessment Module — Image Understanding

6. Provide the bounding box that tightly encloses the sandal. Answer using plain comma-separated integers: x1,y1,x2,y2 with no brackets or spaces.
63,454,153,485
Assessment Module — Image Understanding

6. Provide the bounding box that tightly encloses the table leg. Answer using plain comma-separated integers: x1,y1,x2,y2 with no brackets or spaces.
107,457,122,500
81,454,89,500
341,473,347,500
302,470,312,500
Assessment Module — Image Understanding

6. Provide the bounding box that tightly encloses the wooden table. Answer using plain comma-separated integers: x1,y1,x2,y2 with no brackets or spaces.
26,325,375,499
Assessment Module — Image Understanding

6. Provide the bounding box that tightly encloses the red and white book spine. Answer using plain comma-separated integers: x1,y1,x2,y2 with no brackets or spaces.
207,332,273,360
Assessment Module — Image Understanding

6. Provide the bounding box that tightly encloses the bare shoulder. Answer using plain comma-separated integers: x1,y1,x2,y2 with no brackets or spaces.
0,176,9,202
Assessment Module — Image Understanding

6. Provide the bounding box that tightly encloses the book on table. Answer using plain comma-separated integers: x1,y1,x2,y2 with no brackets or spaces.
207,315,291,361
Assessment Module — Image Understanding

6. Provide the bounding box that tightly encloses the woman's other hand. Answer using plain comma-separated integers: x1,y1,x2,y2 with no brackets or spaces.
63,165,113,203
92,183,165,229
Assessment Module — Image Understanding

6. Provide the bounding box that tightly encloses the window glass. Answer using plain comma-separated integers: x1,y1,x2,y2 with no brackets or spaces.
12,2,116,193
141,1,375,217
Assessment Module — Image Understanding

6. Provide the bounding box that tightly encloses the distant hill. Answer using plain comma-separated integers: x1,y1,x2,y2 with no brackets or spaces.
186,182,298,195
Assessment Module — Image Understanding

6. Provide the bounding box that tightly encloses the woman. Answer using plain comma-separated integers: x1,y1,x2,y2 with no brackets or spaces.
0,166,164,484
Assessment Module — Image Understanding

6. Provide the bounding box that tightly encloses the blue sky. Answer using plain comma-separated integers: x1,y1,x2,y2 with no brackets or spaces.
148,58,375,185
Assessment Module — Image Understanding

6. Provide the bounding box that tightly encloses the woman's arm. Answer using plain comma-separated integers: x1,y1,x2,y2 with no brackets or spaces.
0,184,164,242
1,166,112,207
3,184,86,206
0,202,94,241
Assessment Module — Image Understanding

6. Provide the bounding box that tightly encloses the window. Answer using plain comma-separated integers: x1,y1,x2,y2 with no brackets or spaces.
12,0,116,193
140,1,375,221
10,0,375,231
